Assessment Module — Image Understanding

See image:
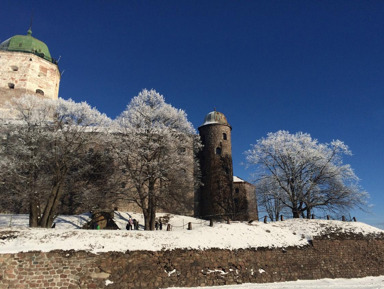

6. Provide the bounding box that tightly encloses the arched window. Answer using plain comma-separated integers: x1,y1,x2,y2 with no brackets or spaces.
216,147,222,155
223,133,227,140
36,89,44,96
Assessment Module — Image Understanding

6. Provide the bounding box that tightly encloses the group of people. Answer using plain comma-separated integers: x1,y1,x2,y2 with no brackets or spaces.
125,218,164,230
126,218,139,230
155,220,163,230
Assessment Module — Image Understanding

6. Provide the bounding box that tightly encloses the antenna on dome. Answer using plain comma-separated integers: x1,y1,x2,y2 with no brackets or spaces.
28,11,34,35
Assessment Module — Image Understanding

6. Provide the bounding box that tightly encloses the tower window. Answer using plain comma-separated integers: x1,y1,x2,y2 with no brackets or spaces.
216,147,222,155
8,83,15,89
223,133,227,140
11,65,18,71
178,147,186,154
36,89,44,96
235,188,239,194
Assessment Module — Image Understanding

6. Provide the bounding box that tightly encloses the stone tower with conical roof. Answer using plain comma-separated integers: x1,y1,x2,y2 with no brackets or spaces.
0,29,60,116
198,110,235,220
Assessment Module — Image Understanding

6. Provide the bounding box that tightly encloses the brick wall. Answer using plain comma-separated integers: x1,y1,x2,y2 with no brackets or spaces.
1,238,384,289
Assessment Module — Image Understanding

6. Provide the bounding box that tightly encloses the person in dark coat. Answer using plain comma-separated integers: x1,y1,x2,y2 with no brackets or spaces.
126,218,133,230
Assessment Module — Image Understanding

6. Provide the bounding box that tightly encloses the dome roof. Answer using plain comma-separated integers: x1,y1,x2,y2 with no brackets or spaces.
200,110,230,127
0,29,54,63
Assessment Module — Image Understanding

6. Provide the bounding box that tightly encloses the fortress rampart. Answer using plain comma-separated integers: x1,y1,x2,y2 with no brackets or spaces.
1,237,383,288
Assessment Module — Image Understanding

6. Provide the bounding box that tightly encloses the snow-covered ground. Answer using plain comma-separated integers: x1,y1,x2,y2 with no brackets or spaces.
165,276,384,289
1,213,384,289
0,212,382,254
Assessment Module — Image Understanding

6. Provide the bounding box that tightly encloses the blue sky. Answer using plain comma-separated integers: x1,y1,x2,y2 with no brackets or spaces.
1,1,383,228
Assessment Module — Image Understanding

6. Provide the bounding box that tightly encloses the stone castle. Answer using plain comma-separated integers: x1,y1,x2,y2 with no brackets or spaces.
0,29,258,221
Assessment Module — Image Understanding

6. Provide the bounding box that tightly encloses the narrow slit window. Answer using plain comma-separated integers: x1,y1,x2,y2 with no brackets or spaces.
216,147,222,155
223,133,227,140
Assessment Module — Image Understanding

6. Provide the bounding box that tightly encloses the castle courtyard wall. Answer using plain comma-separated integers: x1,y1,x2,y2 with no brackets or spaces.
1,238,384,288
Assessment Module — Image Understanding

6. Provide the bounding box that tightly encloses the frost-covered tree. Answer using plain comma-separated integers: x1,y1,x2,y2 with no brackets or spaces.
255,177,287,221
246,131,368,218
0,95,111,227
113,89,201,230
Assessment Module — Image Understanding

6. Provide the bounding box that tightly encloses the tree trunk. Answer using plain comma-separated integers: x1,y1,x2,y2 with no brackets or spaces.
29,200,39,228
147,181,156,231
143,208,150,230
39,178,64,228
306,208,311,219
292,208,300,218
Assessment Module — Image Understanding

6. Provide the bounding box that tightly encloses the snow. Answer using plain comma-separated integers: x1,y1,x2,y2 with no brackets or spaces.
164,276,384,289
0,212,382,254
233,176,245,182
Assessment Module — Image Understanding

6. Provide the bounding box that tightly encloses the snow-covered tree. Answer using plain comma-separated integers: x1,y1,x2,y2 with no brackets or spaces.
113,89,201,230
255,177,287,221
245,130,368,218
0,95,112,227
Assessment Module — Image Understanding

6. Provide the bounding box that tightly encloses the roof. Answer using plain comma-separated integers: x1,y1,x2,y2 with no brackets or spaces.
233,176,245,182
200,110,230,127
0,29,55,63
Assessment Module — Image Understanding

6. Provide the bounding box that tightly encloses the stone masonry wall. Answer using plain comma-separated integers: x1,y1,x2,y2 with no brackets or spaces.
1,239,384,289
0,50,60,112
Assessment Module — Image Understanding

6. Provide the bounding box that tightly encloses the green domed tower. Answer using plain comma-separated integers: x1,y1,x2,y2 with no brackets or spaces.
198,110,234,220
0,28,54,62
0,29,61,116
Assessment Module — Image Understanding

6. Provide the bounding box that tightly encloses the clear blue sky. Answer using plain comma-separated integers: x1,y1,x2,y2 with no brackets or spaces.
1,1,383,228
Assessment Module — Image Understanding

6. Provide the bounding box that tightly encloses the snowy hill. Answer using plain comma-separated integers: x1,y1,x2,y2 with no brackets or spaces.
0,212,383,254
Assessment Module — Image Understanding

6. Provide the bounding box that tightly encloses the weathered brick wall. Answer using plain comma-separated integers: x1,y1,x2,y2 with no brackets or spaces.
1,239,384,289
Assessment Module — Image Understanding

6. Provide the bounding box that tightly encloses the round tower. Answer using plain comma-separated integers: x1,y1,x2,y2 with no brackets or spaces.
0,29,60,116
198,110,234,220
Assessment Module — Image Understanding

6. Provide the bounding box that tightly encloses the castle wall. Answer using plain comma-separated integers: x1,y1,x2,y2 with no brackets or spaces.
0,50,60,112
1,238,384,288
233,181,259,221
